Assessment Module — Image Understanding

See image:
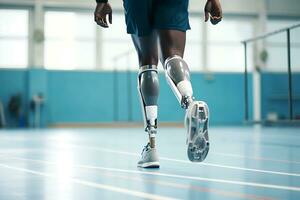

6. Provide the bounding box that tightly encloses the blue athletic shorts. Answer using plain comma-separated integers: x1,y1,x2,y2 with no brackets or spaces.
123,0,190,36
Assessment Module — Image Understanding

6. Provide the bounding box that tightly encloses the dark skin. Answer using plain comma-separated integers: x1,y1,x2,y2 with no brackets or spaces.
94,0,222,66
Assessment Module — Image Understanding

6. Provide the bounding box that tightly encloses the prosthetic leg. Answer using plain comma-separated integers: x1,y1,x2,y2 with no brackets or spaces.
137,65,160,168
164,55,194,109
164,55,210,162
138,65,159,135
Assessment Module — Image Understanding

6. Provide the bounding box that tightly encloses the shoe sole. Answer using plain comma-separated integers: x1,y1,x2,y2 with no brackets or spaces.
137,161,160,168
186,102,209,162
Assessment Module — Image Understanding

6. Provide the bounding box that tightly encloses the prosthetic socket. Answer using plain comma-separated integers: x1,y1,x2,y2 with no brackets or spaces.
138,65,159,136
164,55,194,109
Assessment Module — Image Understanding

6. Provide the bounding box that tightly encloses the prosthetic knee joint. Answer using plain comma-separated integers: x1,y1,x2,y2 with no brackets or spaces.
164,55,194,109
137,65,159,137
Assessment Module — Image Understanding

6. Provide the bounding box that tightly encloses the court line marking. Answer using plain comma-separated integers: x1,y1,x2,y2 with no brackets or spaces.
55,133,300,165
1,155,300,192
0,155,272,200
102,172,277,200
0,163,178,200
0,154,273,200
3,145,299,177
67,145,300,177
2,134,300,165
211,152,300,165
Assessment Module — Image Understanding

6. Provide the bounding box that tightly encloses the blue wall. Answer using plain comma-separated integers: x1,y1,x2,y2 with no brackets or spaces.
261,72,300,120
1,68,299,127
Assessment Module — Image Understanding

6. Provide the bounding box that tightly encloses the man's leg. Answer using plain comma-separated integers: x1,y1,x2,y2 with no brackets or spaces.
159,30,210,162
159,30,193,109
132,32,160,168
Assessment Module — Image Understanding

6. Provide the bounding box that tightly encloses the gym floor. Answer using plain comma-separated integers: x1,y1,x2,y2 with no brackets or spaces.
0,126,299,200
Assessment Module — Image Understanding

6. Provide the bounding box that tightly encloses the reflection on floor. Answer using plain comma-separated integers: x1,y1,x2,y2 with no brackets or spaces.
0,126,300,200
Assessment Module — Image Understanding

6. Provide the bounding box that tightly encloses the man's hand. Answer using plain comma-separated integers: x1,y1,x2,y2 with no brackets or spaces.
94,3,112,28
204,0,222,25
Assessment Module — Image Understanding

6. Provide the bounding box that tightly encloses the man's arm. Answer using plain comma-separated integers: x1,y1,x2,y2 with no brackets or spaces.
94,0,112,28
204,0,222,25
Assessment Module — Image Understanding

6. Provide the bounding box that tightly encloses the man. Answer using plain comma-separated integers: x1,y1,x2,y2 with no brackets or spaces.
94,0,222,168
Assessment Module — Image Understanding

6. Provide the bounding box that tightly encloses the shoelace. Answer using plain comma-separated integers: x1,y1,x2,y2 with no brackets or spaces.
141,143,150,155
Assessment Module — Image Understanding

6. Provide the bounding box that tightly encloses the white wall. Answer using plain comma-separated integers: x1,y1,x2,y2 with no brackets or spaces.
267,0,300,16
1,0,300,17
1,0,300,72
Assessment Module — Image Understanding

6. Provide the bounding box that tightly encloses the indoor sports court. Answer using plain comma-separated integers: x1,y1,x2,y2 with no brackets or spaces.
0,0,300,199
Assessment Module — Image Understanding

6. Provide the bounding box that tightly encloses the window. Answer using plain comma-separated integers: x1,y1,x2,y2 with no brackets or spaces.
185,16,203,71
207,18,254,72
102,13,137,71
44,11,96,70
265,19,300,72
0,9,29,68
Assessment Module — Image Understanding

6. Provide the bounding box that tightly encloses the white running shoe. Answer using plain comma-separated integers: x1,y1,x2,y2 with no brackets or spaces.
137,143,160,168
185,101,209,162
